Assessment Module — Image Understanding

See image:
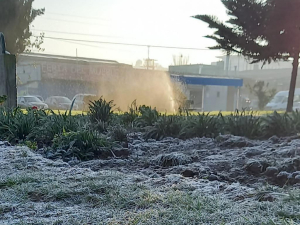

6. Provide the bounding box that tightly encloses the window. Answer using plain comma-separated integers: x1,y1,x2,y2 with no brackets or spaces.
282,97,288,103
294,95,300,102
24,96,42,103
18,97,25,103
57,97,71,104
270,96,286,104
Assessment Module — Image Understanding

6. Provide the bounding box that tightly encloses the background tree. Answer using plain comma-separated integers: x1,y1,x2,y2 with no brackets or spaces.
173,54,190,66
171,83,189,110
247,81,276,110
193,0,300,112
0,0,45,55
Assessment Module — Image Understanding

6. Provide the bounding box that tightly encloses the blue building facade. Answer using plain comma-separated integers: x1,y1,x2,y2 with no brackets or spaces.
170,72,244,111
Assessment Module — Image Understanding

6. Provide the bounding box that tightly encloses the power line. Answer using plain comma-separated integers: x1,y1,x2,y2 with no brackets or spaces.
32,29,122,39
50,37,135,53
45,12,111,22
39,18,106,26
38,36,210,51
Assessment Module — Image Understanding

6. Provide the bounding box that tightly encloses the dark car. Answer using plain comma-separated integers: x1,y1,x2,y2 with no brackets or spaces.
17,96,48,109
45,96,78,110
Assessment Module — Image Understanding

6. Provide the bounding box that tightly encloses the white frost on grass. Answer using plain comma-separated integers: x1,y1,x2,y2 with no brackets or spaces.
0,145,299,225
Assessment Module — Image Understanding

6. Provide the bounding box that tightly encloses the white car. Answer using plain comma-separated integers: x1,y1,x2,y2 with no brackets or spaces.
45,96,78,110
72,94,96,110
266,89,300,111
17,96,48,109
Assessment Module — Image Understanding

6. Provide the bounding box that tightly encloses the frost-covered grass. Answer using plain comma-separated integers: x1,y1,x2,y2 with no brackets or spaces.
0,161,299,225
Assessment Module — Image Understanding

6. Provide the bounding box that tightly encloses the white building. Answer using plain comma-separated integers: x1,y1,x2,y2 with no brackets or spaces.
217,55,293,72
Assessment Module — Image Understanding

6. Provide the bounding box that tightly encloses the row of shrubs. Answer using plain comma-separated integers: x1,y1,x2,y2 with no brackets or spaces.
0,98,300,161
137,110,300,140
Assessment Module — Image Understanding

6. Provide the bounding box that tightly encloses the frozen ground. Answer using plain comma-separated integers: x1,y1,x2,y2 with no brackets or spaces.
0,135,300,225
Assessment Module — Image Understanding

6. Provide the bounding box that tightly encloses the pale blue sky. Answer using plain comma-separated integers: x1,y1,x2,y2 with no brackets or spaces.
32,0,228,67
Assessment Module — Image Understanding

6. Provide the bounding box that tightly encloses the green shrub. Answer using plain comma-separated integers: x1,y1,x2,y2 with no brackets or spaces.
29,111,86,144
0,108,40,143
144,115,183,140
180,113,219,139
262,111,294,138
290,110,300,133
52,130,114,161
222,110,262,139
108,125,128,143
91,120,109,133
0,108,13,139
89,97,115,124
134,105,160,127
120,100,139,126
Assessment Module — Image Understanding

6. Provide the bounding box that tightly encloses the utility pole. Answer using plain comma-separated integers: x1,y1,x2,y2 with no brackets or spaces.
75,48,78,80
145,46,156,70
147,46,150,70
0,32,17,108
225,52,230,76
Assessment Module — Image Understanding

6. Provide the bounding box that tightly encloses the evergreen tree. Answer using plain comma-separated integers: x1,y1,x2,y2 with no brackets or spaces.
194,0,300,112
0,0,45,55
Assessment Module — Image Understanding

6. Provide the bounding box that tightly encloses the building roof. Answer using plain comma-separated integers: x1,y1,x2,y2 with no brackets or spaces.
18,53,120,65
171,74,243,87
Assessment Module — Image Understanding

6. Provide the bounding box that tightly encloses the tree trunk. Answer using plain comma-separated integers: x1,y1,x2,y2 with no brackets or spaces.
287,52,300,112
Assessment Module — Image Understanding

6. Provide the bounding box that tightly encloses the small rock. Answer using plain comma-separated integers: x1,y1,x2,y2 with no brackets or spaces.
245,160,263,174
181,169,198,178
208,174,219,181
265,167,279,177
276,171,291,185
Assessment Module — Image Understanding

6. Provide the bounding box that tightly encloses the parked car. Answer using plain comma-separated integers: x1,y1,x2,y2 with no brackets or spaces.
72,94,97,110
266,88,300,111
45,96,78,110
17,96,48,109
33,95,45,102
